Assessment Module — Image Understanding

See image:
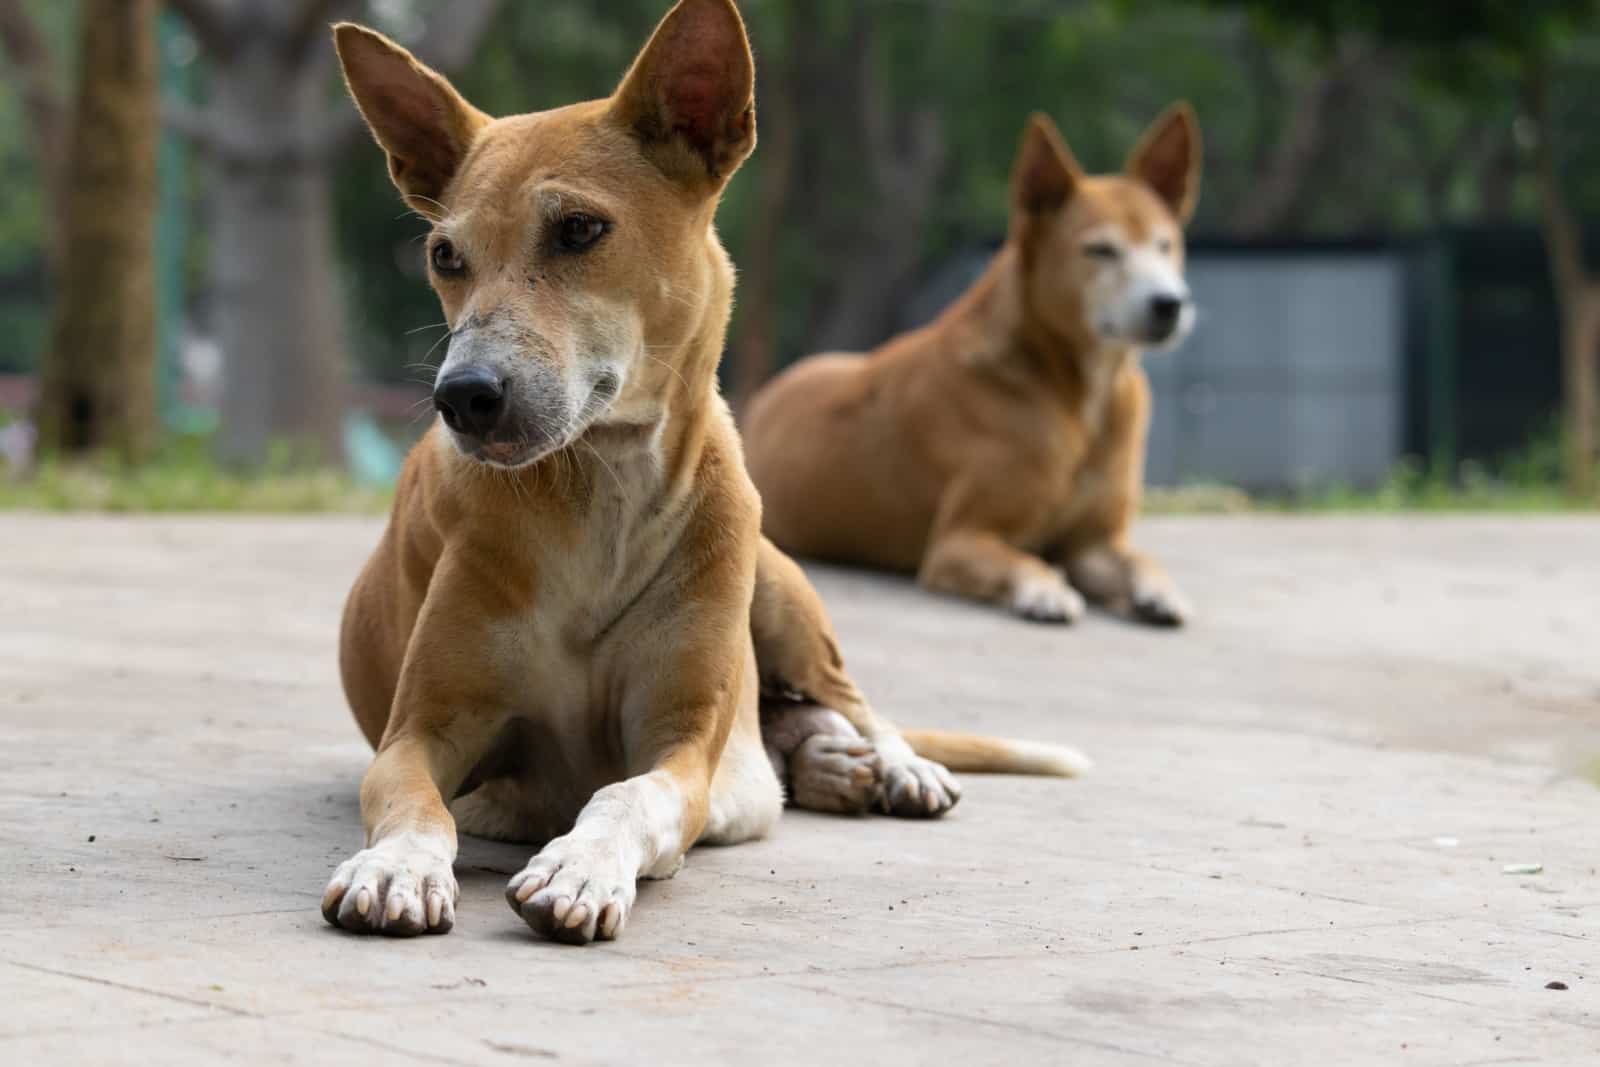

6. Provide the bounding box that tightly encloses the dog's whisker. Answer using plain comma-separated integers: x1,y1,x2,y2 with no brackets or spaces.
643,354,690,394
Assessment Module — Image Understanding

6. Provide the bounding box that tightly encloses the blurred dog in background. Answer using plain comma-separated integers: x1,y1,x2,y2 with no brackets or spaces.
745,105,1202,627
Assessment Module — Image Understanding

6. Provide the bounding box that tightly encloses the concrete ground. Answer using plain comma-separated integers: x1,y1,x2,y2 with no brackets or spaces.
0,514,1595,1066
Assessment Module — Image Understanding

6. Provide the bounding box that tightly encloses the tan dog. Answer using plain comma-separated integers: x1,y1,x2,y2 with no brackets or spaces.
745,107,1202,627
323,1,1088,945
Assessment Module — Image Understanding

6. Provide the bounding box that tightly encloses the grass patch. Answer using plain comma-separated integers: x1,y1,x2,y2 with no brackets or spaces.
1279,448,1593,513
1202,431,1596,514
0,440,391,514
1143,484,1253,514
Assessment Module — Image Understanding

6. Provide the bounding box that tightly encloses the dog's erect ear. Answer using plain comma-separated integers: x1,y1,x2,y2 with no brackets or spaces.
333,23,490,213
610,0,756,187
1012,114,1083,217
1127,102,1202,225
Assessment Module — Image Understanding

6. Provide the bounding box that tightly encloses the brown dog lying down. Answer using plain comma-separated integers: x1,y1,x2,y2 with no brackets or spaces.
745,106,1203,627
322,0,1088,945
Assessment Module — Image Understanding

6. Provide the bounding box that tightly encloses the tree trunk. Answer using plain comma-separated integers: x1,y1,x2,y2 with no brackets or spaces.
211,159,348,466
36,0,161,461
1528,57,1599,495
813,12,947,354
199,20,350,466
166,0,502,467
1561,293,1600,495
206,42,344,465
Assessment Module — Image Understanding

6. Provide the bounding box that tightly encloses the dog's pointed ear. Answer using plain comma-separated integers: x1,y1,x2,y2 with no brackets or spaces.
1012,113,1083,217
1127,101,1202,225
610,0,757,188
333,22,490,213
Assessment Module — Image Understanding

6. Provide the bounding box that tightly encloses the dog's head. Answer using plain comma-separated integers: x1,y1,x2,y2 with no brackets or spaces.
335,0,755,469
1009,105,1202,353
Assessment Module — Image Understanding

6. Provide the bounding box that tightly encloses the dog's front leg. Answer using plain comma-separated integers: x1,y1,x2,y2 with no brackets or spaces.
321,727,497,936
323,578,508,936
506,596,752,945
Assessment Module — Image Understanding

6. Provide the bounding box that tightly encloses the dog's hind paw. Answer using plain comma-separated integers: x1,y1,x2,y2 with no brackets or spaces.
880,756,961,818
788,732,881,814
322,832,458,937
507,837,636,945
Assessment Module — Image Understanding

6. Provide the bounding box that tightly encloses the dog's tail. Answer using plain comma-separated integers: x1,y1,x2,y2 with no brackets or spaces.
901,730,1093,778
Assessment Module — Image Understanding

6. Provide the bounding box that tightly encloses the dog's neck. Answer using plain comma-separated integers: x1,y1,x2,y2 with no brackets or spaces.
953,243,1138,422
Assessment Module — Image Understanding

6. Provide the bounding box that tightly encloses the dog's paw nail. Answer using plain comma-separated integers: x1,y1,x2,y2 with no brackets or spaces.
510,837,636,944
324,839,458,937
321,884,344,917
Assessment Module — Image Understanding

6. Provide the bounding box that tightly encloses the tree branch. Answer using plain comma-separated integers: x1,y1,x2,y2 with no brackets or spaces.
167,0,238,60
1233,39,1380,237
1527,54,1585,302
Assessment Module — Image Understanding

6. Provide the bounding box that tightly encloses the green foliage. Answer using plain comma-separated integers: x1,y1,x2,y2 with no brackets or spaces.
0,0,77,374
1191,0,1600,52
1286,425,1591,512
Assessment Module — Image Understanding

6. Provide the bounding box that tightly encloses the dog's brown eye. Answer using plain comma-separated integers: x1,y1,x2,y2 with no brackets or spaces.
1084,241,1121,261
430,239,466,276
1156,237,1175,255
557,214,608,253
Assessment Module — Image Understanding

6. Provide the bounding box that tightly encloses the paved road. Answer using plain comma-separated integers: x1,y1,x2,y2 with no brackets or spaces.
0,515,1595,1065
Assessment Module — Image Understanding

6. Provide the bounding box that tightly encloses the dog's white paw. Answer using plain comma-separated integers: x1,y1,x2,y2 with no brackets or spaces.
788,732,882,814
1009,571,1086,624
1132,575,1192,627
506,835,637,944
880,755,962,818
322,832,458,937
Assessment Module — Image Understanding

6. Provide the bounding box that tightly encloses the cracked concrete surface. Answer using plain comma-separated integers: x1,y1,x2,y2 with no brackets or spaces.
0,515,1595,1065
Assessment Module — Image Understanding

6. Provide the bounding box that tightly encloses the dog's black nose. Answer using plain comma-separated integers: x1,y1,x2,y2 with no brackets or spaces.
1150,294,1185,327
434,367,506,438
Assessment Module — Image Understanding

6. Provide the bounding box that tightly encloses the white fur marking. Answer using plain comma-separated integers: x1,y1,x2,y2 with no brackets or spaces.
505,771,687,943
1010,571,1086,623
